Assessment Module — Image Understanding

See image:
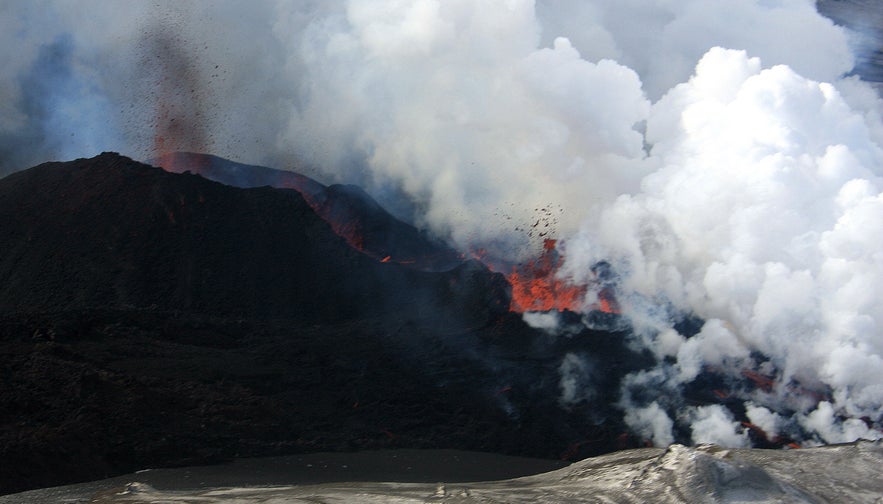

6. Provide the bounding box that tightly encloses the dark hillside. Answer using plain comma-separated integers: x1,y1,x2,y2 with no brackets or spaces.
156,152,463,271
0,152,502,323
0,153,647,495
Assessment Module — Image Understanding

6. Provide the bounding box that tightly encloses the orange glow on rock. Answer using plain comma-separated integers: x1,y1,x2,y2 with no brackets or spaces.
506,239,619,313
153,90,195,174
155,154,619,313
597,286,621,314
740,421,769,440
330,221,366,252
741,369,776,392
475,239,621,314
505,239,586,313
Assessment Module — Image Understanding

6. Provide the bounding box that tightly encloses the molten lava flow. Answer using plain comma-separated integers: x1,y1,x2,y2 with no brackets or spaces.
597,286,621,314
741,421,770,441
153,154,617,311
326,219,366,252
476,239,621,314
506,240,586,312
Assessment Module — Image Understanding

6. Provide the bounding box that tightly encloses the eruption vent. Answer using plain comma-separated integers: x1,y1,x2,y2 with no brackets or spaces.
487,239,620,315
506,239,586,312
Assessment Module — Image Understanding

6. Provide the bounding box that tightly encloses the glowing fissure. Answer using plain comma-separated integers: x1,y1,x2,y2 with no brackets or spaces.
307,207,597,311
506,267,585,312
318,214,367,253
472,239,618,314
504,239,585,313
272,206,610,313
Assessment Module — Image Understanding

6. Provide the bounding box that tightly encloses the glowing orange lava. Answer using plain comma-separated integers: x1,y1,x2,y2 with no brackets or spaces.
484,239,619,314
505,239,586,312
327,220,366,252
596,286,621,314
154,149,616,312
741,421,769,440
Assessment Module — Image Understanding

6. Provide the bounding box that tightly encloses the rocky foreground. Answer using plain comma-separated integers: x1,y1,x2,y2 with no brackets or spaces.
3,441,881,503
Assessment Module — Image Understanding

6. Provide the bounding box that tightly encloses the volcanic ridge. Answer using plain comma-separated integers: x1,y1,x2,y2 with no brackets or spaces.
0,152,653,494
0,153,827,495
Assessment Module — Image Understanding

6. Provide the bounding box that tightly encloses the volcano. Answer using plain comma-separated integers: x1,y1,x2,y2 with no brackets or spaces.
150,152,616,316
153,151,463,272
0,152,504,323
0,153,653,495
0,153,840,496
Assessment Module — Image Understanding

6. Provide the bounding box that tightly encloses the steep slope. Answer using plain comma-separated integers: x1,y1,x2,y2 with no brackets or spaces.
155,152,463,271
0,153,651,495
0,152,503,323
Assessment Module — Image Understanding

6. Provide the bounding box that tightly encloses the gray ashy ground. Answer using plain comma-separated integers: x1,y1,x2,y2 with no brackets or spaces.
4,441,881,503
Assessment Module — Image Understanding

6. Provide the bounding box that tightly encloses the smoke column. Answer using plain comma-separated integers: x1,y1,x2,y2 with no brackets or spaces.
2,0,881,447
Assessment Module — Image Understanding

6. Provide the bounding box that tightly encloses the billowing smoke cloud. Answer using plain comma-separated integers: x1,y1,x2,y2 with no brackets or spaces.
2,0,881,448
563,46,883,446
623,401,675,447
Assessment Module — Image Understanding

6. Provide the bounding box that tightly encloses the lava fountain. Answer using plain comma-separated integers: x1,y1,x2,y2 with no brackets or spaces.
140,16,212,173
474,239,620,315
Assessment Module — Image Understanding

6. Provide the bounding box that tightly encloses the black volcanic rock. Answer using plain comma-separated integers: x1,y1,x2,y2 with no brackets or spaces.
0,152,502,323
153,151,327,196
0,153,650,495
154,152,463,271
0,305,650,495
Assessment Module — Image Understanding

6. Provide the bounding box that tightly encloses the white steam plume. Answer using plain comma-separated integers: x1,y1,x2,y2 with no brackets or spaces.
2,0,881,447
564,46,883,446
